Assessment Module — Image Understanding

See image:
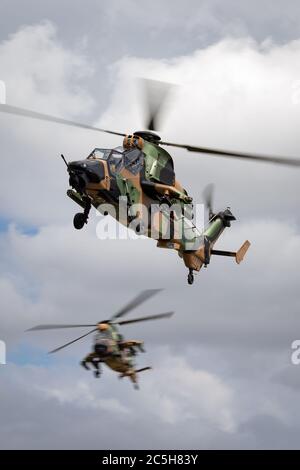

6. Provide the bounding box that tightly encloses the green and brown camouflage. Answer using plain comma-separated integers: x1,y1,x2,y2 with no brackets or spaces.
67,131,250,284
4,79,300,284
27,290,173,390
81,327,139,387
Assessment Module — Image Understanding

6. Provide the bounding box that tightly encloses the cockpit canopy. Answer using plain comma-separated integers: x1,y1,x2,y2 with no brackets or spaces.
88,147,123,161
88,146,144,175
87,143,175,185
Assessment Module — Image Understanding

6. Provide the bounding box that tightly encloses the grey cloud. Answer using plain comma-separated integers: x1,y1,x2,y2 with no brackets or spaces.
1,0,300,115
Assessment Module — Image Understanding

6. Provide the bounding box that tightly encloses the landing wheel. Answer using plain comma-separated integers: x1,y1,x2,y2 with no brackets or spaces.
187,269,194,285
73,197,91,230
94,370,101,378
73,212,86,230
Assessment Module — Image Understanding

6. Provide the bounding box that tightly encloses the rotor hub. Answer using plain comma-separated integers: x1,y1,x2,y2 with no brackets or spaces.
133,131,161,144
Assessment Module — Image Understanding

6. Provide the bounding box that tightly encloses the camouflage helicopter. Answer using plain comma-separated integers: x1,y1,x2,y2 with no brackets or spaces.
1,80,300,284
27,289,173,389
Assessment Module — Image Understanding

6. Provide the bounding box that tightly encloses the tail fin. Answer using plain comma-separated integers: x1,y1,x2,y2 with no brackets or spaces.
211,240,251,264
236,240,251,264
119,367,152,390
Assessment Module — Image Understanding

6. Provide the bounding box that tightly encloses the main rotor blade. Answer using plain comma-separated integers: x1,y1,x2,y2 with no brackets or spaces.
160,140,300,167
115,311,174,326
140,79,173,131
0,103,125,137
49,328,98,354
27,324,97,332
110,289,163,321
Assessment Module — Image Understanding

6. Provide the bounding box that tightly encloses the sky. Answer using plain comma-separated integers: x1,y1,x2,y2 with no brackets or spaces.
1,0,300,450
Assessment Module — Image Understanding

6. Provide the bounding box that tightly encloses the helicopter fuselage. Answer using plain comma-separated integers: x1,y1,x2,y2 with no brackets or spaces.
67,133,250,284
82,325,146,387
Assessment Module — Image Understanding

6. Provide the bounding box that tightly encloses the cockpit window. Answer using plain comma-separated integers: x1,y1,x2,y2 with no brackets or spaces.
88,147,144,175
108,150,124,174
124,148,144,175
88,148,111,160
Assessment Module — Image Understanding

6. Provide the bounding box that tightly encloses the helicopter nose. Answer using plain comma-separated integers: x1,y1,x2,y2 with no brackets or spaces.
68,160,105,191
94,343,108,356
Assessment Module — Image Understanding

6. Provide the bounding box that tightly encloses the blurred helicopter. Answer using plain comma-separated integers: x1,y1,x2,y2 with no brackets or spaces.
27,289,173,389
2,79,300,284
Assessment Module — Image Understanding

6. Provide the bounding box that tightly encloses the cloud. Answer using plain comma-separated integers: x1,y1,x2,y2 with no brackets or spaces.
2,32,300,225
1,215,300,448
0,22,98,225
98,37,300,223
0,352,235,449
143,355,235,432
0,21,94,114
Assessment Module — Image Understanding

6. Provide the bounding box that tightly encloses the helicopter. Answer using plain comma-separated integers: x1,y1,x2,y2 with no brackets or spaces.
1,79,300,284
27,289,173,390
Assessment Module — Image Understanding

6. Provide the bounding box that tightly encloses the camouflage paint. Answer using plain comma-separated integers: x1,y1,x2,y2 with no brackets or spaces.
67,134,250,278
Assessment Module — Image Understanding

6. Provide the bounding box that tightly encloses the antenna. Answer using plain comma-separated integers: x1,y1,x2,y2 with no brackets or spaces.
60,154,68,167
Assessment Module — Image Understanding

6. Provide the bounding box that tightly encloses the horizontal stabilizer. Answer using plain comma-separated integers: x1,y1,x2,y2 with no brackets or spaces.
211,240,250,264
135,367,152,374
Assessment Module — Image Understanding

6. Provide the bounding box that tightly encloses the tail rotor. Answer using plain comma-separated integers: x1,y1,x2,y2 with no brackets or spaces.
203,183,215,220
